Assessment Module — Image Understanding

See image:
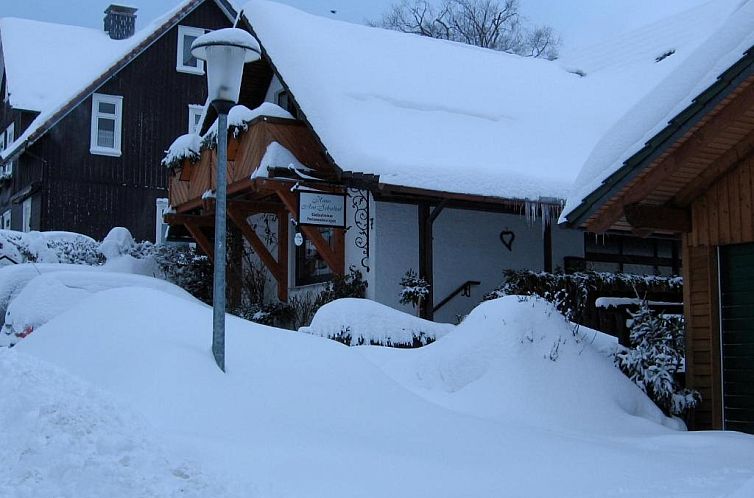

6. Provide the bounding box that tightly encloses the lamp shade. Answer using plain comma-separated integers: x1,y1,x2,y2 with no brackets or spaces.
191,28,261,105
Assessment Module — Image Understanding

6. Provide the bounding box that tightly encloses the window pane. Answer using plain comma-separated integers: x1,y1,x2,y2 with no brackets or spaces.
183,35,198,67
97,118,116,148
98,102,116,114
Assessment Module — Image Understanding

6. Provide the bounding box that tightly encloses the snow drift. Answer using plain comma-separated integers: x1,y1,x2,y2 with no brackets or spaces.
8,289,754,497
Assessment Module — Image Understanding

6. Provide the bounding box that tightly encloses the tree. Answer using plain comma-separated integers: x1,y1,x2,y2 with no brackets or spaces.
615,299,700,418
372,0,560,60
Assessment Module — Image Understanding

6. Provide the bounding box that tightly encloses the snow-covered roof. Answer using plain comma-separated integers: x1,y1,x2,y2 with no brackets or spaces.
561,0,754,222
241,0,740,203
0,0,236,162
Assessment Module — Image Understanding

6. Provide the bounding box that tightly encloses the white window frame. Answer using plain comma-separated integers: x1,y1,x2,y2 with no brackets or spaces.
22,197,31,233
188,104,204,134
1,210,10,230
155,198,169,243
4,123,14,175
90,93,123,157
177,26,206,75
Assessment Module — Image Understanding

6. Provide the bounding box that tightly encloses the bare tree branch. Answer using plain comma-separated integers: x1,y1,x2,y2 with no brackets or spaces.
373,0,560,59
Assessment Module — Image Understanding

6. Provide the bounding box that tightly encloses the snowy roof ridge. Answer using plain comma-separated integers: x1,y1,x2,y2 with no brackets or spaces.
241,0,741,204
0,0,237,163
561,0,754,223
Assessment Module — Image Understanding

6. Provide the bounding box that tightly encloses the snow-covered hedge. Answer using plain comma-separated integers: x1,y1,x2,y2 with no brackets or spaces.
301,298,454,347
485,270,683,323
0,230,102,265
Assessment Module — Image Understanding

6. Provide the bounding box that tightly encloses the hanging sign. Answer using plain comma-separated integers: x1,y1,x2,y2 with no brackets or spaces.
298,191,346,228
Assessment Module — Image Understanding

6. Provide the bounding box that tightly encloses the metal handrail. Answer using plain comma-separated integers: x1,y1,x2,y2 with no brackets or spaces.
433,280,481,314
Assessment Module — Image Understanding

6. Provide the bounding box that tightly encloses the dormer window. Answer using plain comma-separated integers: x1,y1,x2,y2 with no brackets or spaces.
177,26,206,74
90,93,123,157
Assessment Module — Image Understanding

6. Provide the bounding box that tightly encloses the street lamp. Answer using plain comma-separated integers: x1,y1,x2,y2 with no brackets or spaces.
191,28,261,372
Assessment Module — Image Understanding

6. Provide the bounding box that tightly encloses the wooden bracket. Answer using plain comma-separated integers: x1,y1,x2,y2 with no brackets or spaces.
261,179,345,276
184,222,214,261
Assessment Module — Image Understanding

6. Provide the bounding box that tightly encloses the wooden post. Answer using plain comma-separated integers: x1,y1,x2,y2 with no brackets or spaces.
226,222,243,312
543,219,553,273
277,210,289,302
417,200,447,321
418,203,432,320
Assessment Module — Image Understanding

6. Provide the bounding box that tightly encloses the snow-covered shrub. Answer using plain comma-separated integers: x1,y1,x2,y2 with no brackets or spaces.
615,299,700,417
486,270,683,323
143,244,213,305
399,269,430,308
99,227,136,260
301,298,453,347
0,230,101,265
161,133,201,169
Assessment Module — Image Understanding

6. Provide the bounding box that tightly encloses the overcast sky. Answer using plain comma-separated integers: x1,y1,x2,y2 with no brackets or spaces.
1,0,715,50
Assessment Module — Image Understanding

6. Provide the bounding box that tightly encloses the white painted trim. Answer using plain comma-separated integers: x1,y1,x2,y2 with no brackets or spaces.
21,197,31,233
188,104,204,133
155,197,169,243
90,93,123,157
1,209,10,230
176,26,206,75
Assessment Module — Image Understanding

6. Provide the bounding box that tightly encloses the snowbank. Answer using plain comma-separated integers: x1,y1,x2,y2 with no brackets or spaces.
0,349,243,498
2,270,196,346
300,298,454,346
11,289,754,497
360,296,679,433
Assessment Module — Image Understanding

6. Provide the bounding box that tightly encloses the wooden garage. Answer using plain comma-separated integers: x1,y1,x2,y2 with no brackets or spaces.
562,43,754,432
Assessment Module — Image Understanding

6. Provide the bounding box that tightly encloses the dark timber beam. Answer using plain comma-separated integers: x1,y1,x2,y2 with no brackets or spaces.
164,213,215,227
623,204,691,234
418,200,448,321
543,220,553,273
184,222,214,261
227,206,285,285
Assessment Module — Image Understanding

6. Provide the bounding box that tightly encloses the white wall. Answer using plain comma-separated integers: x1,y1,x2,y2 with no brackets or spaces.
362,201,585,323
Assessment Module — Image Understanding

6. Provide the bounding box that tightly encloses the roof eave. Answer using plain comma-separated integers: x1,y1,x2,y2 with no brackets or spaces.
564,43,754,230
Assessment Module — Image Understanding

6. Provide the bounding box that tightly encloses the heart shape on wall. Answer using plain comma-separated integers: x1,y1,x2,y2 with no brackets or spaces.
500,230,515,251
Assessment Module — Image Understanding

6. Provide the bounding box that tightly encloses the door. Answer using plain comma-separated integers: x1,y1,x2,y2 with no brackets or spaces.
22,197,31,232
719,244,754,434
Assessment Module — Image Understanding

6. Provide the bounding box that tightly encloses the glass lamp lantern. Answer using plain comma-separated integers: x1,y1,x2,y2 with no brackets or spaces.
191,28,261,109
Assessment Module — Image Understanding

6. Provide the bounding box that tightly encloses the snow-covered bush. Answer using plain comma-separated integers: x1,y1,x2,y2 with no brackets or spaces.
615,299,700,417
399,269,430,309
301,298,453,347
486,270,683,322
0,230,101,265
161,133,201,169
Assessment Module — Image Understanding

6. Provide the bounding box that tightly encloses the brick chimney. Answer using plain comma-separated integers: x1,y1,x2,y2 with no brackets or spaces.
103,4,138,40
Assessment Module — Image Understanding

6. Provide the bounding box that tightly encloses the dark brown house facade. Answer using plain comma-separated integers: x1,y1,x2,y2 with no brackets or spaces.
563,43,754,433
0,0,235,241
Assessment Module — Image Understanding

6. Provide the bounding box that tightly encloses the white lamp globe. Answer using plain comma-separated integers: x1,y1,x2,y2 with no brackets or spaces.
191,28,261,106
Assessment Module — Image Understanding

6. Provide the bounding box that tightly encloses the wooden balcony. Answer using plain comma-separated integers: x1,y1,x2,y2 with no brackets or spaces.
165,115,345,302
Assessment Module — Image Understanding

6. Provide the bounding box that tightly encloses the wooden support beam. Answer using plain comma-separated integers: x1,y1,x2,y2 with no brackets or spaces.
227,206,285,284
543,220,553,273
277,210,289,302
184,222,214,261
263,180,345,276
623,203,692,233
164,213,215,227
227,199,284,214
587,76,754,233
418,201,446,321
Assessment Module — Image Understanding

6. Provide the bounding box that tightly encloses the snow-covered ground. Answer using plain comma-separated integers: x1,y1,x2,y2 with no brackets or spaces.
2,288,753,497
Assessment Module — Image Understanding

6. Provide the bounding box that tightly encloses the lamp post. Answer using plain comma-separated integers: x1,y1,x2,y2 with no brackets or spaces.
191,28,261,372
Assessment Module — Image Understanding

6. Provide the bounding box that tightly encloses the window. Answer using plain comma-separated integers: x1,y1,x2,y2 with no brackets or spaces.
155,198,169,243
177,26,206,74
90,93,123,156
295,227,334,286
188,104,204,134
3,122,14,176
22,197,31,233
276,90,296,116
1,210,10,230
